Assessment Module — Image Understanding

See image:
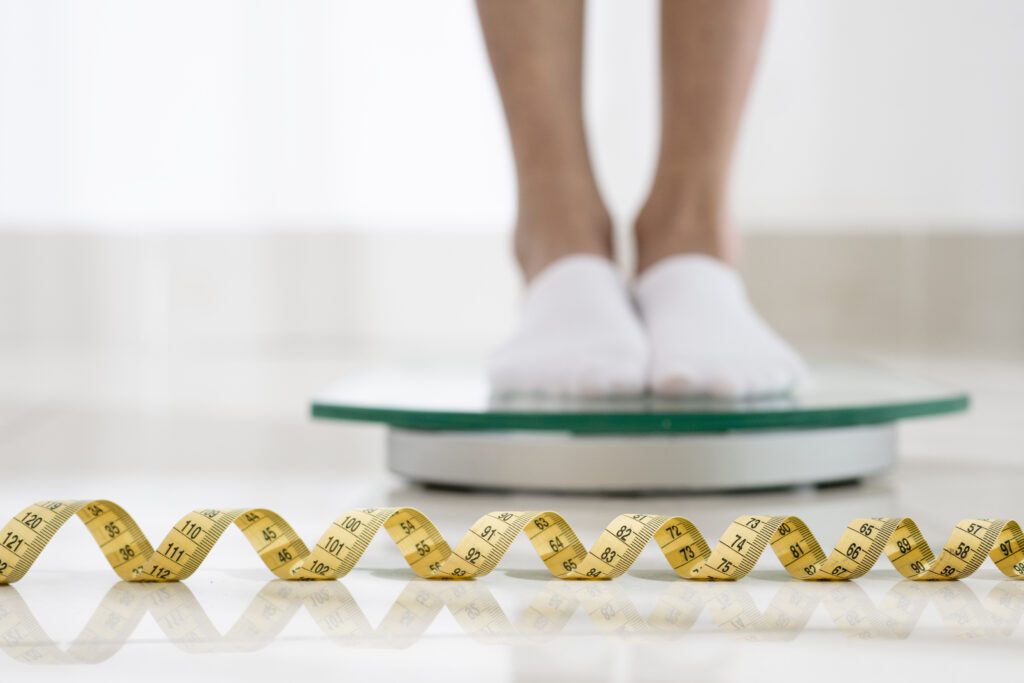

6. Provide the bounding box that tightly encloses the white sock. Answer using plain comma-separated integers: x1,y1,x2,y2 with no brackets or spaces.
635,255,806,398
489,255,648,397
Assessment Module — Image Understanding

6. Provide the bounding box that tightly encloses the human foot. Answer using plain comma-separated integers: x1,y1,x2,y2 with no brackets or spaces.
489,255,648,397
634,255,805,398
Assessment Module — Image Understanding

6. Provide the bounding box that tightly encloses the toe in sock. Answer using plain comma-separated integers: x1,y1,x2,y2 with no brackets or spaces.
488,255,648,397
634,255,806,398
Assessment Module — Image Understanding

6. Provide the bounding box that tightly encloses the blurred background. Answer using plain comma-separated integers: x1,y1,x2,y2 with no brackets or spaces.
0,0,1022,477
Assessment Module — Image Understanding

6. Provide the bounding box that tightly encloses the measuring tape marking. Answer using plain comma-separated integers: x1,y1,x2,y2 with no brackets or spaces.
2,501,1024,584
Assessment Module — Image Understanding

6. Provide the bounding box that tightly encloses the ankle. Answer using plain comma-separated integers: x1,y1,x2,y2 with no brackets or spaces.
634,184,736,273
514,176,613,280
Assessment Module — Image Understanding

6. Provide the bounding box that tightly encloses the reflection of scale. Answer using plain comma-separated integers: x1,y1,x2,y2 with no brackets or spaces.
312,364,968,493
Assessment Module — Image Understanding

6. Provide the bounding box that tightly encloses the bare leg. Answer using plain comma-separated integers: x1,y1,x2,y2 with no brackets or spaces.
635,0,769,271
634,1,805,398
478,0,646,396
477,0,611,281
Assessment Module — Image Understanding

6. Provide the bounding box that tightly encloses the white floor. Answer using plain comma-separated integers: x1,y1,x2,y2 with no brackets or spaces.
1,350,1022,682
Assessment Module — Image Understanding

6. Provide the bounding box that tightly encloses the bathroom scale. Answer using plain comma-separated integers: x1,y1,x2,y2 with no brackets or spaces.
311,363,968,493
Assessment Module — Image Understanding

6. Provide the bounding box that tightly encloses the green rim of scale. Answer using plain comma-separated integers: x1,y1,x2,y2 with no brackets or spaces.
311,365,969,435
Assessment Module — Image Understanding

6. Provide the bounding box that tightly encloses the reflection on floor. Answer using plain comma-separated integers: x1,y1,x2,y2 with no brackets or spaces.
4,572,1024,664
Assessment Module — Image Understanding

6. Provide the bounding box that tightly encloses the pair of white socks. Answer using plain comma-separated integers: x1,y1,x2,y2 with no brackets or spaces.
488,254,806,398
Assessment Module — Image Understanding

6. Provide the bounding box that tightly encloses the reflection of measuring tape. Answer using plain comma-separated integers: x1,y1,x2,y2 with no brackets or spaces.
3,577,1023,663
2,500,1024,584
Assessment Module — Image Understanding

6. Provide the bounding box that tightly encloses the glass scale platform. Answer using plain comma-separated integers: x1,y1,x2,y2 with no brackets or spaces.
311,363,968,493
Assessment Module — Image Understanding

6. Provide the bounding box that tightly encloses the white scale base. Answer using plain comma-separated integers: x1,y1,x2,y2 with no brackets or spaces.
387,423,896,493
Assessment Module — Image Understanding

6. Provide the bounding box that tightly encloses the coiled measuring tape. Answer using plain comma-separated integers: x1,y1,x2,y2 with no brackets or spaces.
2,501,1023,584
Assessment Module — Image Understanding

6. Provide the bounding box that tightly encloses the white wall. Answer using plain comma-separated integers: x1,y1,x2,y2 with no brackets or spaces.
1,0,1022,233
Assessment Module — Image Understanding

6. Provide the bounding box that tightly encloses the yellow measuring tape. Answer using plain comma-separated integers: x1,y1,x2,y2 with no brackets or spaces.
2,501,1023,584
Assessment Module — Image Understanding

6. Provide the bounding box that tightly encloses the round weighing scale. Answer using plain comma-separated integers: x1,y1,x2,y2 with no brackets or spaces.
311,364,968,493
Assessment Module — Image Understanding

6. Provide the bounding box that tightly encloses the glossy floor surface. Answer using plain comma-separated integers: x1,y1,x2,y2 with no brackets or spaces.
1,351,1022,682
